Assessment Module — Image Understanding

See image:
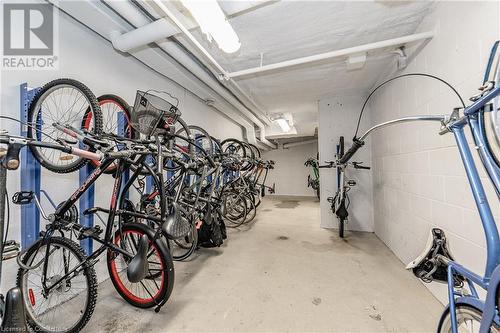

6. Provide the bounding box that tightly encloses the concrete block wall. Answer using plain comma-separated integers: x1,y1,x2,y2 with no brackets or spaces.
368,2,500,303
262,141,319,197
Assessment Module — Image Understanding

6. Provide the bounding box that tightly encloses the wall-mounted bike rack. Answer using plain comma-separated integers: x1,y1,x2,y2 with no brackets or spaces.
20,84,129,254
19,83,40,248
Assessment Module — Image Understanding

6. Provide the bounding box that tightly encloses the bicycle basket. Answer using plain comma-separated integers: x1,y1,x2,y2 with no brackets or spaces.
131,90,181,136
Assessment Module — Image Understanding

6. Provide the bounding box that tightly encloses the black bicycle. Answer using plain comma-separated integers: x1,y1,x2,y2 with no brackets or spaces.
1,126,174,333
325,136,370,238
0,132,27,331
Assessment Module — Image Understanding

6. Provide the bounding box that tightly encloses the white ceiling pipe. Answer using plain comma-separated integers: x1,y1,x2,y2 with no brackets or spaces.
155,40,275,147
111,1,275,54
149,0,271,126
282,139,317,149
111,18,178,52
108,0,271,126
104,0,276,148
50,0,260,147
209,104,258,145
227,31,434,78
151,0,228,75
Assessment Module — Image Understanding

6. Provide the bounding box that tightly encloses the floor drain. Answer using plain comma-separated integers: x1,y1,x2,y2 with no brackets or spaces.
277,236,289,240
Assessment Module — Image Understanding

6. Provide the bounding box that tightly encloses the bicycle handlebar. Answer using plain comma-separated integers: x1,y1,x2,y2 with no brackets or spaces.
352,162,371,170
54,123,109,148
0,136,84,170
338,139,365,164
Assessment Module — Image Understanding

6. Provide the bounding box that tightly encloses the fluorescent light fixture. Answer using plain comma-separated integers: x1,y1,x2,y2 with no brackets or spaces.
180,0,241,54
275,118,291,132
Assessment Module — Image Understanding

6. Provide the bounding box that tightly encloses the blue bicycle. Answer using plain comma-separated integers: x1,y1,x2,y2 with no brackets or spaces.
340,41,500,332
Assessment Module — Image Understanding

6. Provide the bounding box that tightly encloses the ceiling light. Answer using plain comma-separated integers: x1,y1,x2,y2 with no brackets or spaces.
275,118,291,132
180,0,241,54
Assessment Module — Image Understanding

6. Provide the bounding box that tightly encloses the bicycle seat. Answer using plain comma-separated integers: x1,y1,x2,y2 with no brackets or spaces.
126,234,150,283
0,287,28,331
406,228,463,286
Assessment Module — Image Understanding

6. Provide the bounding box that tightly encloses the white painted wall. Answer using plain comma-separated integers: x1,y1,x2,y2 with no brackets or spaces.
0,9,243,290
318,95,374,232
367,1,500,303
262,142,318,197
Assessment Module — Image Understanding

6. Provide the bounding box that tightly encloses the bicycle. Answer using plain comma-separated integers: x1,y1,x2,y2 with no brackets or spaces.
322,136,370,238
305,157,320,199
0,134,27,331
1,124,175,333
339,41,500,332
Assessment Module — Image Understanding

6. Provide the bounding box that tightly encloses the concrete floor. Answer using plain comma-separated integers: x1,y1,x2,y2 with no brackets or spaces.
85,197,443,333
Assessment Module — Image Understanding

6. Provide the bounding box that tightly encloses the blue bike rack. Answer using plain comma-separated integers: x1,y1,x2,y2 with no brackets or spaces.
19,83,40,248
118,112,130,198
19,85,128,255
78,165,94,254
80,110,129,255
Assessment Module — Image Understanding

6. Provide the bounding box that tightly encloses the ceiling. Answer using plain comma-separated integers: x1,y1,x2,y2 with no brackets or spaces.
52,0,435,143
177,1,435,137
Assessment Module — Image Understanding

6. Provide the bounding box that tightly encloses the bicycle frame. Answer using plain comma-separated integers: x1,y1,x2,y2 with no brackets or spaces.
34,154,156,295
354,84,500,332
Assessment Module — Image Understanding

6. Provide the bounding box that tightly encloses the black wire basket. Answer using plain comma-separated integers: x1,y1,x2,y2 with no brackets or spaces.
131,90,181,136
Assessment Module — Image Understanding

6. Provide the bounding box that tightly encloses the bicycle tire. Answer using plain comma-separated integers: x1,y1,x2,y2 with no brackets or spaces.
170,219,198,261
85,94,134,174
175,125,214,157
252,191,262,208
249,143,261,158
339,136,345,158
244,194,257,223
27,78,102,173
240,141,255,171
221,139,246,159
339,218,345,238
107,222,174,309
221,191,247,227
437,303,500,332
211,136,223,156
17,236,98,333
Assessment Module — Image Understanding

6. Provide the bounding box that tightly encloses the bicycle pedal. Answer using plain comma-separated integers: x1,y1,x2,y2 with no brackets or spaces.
2,240,20,260
78,225,103,239
12,191,34,205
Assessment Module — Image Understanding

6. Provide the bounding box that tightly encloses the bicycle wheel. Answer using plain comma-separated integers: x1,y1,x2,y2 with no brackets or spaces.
221,139,246,159
27,78,102,173
107,223,174,308
252,191,262,208
17,237,97,333
84,94,134,173
437,303,500,332
240,141,256,171
244,194,257,224
339,136,345,158
221,191,247,227
211,136,223,156
249,143,261,159
339,218,345,238
169,221,198,261
175,125,214,158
